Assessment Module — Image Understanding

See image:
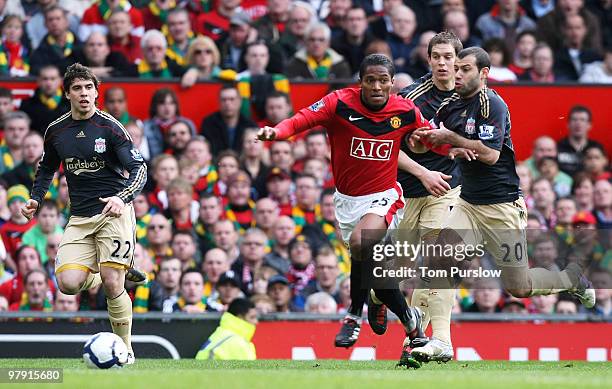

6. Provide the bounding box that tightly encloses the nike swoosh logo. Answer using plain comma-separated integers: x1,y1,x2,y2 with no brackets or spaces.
349,115,364,122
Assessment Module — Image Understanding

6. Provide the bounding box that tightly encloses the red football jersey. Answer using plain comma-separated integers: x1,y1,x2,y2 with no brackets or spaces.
275,88,438,196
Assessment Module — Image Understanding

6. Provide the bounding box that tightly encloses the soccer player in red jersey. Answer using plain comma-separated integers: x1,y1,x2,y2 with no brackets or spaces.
259,54,449,356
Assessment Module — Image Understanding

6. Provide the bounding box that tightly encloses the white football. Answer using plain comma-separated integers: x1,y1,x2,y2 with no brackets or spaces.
82,332,129,369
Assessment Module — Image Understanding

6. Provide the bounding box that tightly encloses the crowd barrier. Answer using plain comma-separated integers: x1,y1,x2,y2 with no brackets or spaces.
1,78,611,161
0,312,610,361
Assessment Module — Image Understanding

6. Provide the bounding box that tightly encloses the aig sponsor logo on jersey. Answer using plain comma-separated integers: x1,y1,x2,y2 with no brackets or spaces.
350,137,393,161
465,118,476,135
478,125,495,140
64,157,106,175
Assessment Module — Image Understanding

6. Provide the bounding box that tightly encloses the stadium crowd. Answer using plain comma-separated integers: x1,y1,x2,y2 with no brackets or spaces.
0,0,610,318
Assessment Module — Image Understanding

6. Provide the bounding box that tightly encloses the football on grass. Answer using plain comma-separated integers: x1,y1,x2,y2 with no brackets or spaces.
83,332,128,369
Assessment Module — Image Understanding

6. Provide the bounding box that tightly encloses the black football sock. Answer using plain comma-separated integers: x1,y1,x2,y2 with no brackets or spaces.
373,288,411,329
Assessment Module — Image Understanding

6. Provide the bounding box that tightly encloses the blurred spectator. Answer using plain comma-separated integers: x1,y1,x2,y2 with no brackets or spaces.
251,293,275,314
572,172,594,212
201,86,258,155
537,156,573,198
225,170,255,233
21,200,62,265
298,246,340,306
26,0,80,51
3,131,43,190
202,248,230,299
9,269,52,311
195,297,257,360
144,89,196,159
255,198,280,238
292,174,320,233
589,268,611,316
266,167,293,215
580,46,612,83
298,130,330,176
267,274,299,312
154,257,183,312
516,163,534,209
185,137,217,195
279,1,316,59
107,10,143,64
30,6,80,75
286,22,352,80
583,144,610,181
1,185,37,258
171,231,199,270
44,232,61,285
237,41,290,120
586,0,611,48
213,219,241,263
0,15,29,77
214,150,241,196
483,38,518,82
386,5,419,73
165,8,195,67
254,0,290,43
104,87,138,126
466,278,502,312
0,0,25,21
0,246,45,306
231,227,270,295
530,294,558,313
165,120,194,158
173,268,211,312
0,87,14,129
364,40,394,60
0,295,8,311
537,0,603,54
195,193,223,253
219,11,253,72
20,66,69,135
475,0,536,52
521,0,556,20
337,275,350,313
404,31,436,79
370,0,402,40
79,0,144,41
554,197,578,238
54,290,78,312
141,0,174,31
501,295,528,314
331,6,374,74
554,293,579,314
286,234,315,293
593,179,612,228
531,177,557,228
145,213,173,263
390,73,414,94
73,32,135,78
532,233,560,271
138,29,185,78
264,215,296,274
197,0,242,42
181,37,236,88
557,105,603,176
510,30,537,76
241,128,270,196
519,42,559,82
269,141,294,174
554,13,602,80
305,291,338,313
326,0,352,37
215,270,245,309
133,193,152,244
443,10,482,48
148,154,179,210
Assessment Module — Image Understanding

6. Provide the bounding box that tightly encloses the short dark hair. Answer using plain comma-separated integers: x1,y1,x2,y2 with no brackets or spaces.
347,5,367,17
266,91,291,105
179,268,203,285
359,54,395,80
39,199,59,214
24,268,49,285
227,297,255,317
482,38,511,67
150,88,179,118
568,105,592,122
516,29,537,44
63,63,100,93
104,86,126,101
244,40,268,56
305,129,326,140
428,31,463,57
0,87,11,100
43,5,66,19
458,47,491,71
320,188,335,201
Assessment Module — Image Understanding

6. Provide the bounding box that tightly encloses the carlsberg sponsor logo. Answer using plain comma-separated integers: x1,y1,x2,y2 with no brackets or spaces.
65,157,106,175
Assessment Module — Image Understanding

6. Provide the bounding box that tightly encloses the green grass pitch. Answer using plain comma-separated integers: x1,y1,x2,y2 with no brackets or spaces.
0,359,610,389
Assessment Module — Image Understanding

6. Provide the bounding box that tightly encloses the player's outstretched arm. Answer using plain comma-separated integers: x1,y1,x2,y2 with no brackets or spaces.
398,150,451,197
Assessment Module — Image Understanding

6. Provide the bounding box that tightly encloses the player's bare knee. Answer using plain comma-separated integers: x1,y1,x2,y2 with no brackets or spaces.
57,279,82,295
100,265,126,297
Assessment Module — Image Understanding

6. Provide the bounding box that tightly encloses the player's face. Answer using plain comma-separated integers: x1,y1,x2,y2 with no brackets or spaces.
454,55,486,97
360,65,393,109
429,43,456,82
67,78,98,116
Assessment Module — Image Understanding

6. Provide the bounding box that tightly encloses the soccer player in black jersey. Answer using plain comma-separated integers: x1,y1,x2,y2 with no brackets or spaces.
410,48,595,360
22,63,148,364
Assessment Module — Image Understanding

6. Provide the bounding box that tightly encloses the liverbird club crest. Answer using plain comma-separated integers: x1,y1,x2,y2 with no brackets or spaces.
94,137,107,153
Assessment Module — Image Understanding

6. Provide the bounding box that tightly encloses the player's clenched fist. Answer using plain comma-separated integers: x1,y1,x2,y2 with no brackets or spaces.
100,196,125,217
257,126,277,141
21,199,39,220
